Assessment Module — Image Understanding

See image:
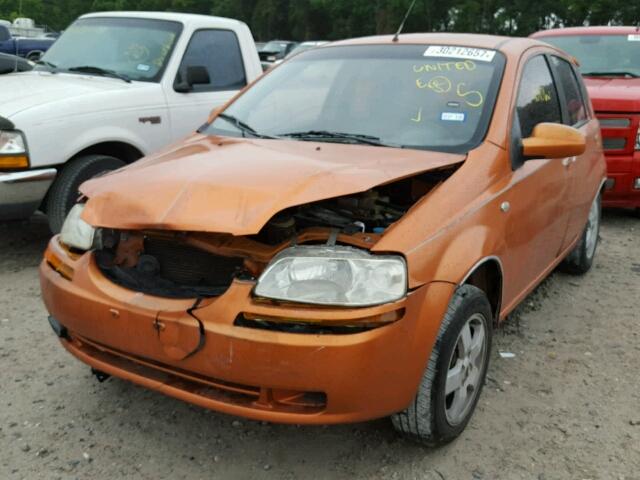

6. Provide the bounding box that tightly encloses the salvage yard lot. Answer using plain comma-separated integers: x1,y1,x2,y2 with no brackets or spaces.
1,213,639,480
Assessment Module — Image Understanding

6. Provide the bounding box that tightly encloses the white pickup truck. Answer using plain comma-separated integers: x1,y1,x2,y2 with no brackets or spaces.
0,11,262,232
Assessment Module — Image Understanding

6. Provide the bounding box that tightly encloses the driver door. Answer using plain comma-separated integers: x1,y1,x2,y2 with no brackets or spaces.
499,54,573,306
164,29,248,139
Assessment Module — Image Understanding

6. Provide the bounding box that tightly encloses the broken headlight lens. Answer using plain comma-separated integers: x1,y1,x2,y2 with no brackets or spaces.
60,204,96,251
254,246,407,307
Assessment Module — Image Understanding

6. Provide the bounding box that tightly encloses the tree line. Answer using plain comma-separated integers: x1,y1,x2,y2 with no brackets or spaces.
0,0,638,41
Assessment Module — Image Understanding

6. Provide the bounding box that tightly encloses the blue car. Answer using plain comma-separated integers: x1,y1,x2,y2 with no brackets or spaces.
0,24,55,60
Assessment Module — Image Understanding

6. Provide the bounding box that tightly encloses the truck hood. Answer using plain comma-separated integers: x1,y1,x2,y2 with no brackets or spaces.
584,77,640,113
0,70,142,118
81,135,465,235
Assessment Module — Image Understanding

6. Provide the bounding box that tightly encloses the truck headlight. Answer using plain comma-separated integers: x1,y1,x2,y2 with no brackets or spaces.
60,204,96,251
0,130,29,169
254,246,407,307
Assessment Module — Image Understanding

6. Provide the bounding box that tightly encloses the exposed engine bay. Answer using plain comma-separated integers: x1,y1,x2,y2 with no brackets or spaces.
94,168,455,298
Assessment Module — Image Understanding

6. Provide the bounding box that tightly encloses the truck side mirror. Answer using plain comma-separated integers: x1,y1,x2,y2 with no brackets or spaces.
175,65,211,93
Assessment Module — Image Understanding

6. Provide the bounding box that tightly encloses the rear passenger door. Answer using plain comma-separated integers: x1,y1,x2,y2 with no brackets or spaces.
547,55,600,250
164,29,248,139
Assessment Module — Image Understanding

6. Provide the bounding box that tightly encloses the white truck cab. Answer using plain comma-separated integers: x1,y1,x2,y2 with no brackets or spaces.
0,11,262,231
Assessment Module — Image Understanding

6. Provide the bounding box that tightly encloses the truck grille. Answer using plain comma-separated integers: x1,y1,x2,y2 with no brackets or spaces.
597,114,639,154
96,236,246,299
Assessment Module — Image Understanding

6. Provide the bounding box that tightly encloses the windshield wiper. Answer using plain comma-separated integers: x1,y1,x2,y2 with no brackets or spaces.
282,130,397,147
216,113,278,139
67,66,131,83
582,71,639,78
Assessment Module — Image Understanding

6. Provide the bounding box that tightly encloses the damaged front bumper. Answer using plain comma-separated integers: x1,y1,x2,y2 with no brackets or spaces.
40,236,454,424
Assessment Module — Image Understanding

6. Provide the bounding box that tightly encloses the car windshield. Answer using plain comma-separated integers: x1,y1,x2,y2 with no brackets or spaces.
37,17,182,82
540,34,640,78
204,45,505,153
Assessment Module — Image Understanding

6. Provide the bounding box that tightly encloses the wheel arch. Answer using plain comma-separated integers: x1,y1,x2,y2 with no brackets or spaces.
40,141,144,213
459,256,504,323
68,141,145,165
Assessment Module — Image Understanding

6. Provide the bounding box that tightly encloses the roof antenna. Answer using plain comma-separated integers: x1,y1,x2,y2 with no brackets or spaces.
392,0,418,42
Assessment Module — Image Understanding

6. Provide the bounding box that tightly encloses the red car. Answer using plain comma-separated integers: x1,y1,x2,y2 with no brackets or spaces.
532,27,640,213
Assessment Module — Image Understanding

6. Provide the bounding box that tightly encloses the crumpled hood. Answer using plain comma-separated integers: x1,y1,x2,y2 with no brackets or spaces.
584,77,640,113
0,71,138,118
81,135,465,235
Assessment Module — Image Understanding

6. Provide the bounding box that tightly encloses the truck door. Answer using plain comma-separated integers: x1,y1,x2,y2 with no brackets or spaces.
0,25,14,55
163,29,248,139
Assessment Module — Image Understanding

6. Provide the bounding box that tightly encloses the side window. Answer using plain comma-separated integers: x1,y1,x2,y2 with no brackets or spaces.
515,55,562,138
549,55,588,126
177,29,246,93
0,26,11,42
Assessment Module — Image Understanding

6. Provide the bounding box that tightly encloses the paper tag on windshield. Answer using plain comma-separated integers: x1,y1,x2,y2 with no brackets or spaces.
424,45,496,62
628,34,640,42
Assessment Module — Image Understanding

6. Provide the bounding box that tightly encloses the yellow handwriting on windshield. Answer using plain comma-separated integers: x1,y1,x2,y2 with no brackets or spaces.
413,60,476,73
456,83,484,108
411,107,423,122
416,75,452,93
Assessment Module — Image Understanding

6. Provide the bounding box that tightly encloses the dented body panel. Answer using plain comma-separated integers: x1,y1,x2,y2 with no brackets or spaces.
80,136,464,235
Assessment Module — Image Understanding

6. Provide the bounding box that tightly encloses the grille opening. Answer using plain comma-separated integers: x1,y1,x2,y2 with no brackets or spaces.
602,137,627,150
96,235,246,299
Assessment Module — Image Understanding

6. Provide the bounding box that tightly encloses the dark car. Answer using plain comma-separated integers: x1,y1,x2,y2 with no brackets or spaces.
258,40,298,63
0,52,33,73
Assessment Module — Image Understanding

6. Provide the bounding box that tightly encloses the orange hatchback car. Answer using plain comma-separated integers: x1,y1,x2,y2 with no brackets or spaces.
41,33,606,445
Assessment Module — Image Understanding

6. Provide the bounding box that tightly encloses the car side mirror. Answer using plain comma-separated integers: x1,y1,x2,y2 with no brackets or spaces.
175,65,211,93
522,123,586,159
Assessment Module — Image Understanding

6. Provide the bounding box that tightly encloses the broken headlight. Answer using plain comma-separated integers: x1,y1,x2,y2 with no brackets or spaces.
60,204,96,251
254,246,407,307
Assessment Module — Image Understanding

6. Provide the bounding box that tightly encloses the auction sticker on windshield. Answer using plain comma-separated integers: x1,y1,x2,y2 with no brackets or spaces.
424,46,496,62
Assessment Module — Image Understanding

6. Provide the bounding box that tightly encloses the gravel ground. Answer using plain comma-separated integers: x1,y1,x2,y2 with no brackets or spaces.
1,211,639,480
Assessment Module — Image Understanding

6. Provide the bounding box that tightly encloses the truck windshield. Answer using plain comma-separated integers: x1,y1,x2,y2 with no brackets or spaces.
204,44,505,153
540,34,640,78
38,17,182,82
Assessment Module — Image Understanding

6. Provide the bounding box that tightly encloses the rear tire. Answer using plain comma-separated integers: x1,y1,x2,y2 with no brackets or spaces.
560,192,601,275
46,154,125,234
391,285,493,446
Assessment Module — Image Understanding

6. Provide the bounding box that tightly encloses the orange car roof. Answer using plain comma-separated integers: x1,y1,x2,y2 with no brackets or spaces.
328,33,550,57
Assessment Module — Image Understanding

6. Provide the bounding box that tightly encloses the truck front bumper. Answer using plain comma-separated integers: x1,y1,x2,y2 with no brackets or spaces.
0,168,56,220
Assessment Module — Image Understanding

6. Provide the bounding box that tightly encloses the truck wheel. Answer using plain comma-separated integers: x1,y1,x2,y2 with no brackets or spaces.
391,285,492,446
559,193,601,275
46,154,125,234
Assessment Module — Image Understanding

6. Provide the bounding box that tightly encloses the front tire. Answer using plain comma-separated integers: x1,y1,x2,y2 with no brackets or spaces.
391,285,493,446
46,154,125,234
560,192,601,275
